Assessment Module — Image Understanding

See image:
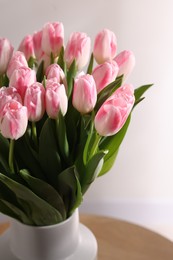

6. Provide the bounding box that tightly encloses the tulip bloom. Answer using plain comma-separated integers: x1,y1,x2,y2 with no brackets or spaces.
7,51,28,79
24,82,45,122
45,81,68,119
95,84,135,136
72,74,97,114
0,38,14,75
0,87,22,115
46,64,67,87
9,67,36,99
93,29,117,64
114,50,135,81
64,32,91,70
41,22,64,58
33,30,44,60
92,60,119,93
18,35,35,61
0,100,28,140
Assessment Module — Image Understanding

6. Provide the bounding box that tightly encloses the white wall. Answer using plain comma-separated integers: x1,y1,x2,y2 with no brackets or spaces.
1,0,173,227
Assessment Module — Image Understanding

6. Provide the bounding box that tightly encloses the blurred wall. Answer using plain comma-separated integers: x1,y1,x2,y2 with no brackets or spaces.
0,0,173,226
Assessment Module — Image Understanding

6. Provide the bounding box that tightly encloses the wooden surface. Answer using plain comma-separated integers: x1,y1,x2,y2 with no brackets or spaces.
80,215,173,260
1,216,173,260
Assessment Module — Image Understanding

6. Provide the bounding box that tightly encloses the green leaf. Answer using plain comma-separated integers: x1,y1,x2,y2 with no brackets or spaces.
0,133,10,173
55,112,69,162
14,134,45,180
86,53,94,74
28,56,36,69
69,173,83,215
39,118,62,186
99,115,131,176
95,75,123,112
36,60,44,82
81,151,105,194
66,60,77,98
134,84,153,107
19,169,66,220
56,166,82,215
0,199,33,225
0,173,63,226
57,46,66,73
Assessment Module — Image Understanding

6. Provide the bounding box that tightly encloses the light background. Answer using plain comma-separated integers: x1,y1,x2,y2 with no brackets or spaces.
0,0,173,239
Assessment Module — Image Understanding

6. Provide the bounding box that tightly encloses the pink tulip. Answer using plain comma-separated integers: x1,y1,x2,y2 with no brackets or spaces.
37,52,51,72
46,64,67,87
24,82,45,122
94,84,135,136
41,22,64,57
9,67,36,99
7,51,28,79
114,50,135,81
93,29,117,64
0,87,22,115
0,100,28,140
45,81,68,119
92,60,119,93
33,30,43,60
18,35,35,61
72,74,97,114
0,38,14,75
64,32,91,70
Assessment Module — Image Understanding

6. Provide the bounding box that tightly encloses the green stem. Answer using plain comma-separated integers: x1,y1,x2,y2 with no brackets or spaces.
32,122,38,147
0,75,3,87
9,139,15,173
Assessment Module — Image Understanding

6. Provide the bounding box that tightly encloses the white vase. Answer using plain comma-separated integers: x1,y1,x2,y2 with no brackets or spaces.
9,209,97,260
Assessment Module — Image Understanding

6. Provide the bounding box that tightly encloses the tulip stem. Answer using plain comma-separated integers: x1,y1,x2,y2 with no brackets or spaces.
32,122,38,147
9,139,15,173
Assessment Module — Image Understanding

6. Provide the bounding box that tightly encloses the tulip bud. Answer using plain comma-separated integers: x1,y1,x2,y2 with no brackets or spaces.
7,51,28,79
33,30,44,60
64,32,91,70
0,87,22,114
9,67,36,99
0,38,14,75
114,50,135,81
18,35,35,61
41,22,64,58
93,29,117,64
0,100,28,140
45,81,68,119
72,74,97,114
46,64,67,87
92,60,119,93
95,84,135,136
24,82,45,122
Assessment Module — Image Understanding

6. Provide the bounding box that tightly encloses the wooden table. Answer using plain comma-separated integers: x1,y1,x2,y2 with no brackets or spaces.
80,215,173,260
1,216,173,260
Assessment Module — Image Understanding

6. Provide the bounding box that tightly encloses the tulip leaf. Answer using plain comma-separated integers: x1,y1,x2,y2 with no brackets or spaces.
95,75,123,111
0,199,33,225
67,60,77,98
81,151,105,194
57,46,66,74
69,173,83,215
0,134,10,173
134,84,153,106
56,166,82,215
39,118,62,186
87,53,94,74
36,60,44,82
14,134,45,180
0,173,63,226
98,115,131,176
55,112,69,163
19,169,66,220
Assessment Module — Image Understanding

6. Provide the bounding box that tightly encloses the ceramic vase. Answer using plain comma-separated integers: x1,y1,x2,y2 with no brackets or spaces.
9,209,97,260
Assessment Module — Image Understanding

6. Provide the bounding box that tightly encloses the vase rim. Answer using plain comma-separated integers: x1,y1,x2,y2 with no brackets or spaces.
10,209,78,229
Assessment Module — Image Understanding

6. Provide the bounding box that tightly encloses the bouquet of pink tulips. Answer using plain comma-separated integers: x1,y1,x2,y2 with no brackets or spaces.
0,22,151,226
